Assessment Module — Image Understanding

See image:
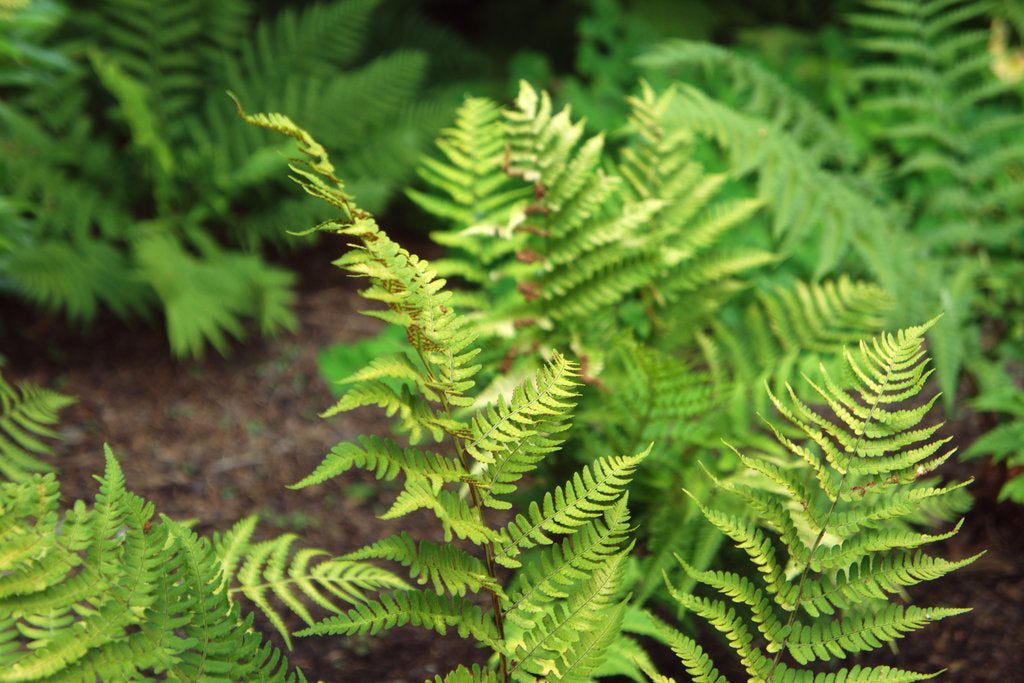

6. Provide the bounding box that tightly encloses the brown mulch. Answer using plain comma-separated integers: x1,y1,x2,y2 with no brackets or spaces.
4,236,1024,682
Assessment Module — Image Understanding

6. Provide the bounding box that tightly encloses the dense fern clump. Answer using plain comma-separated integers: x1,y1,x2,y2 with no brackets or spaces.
237,98,649,681
642,318,977,681
0,0,448,357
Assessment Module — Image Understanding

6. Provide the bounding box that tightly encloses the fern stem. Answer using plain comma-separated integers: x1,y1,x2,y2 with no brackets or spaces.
414,345,510,681
764,353,897,682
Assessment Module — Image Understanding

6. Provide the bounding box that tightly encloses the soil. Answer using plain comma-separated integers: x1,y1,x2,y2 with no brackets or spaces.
4,237,1023,682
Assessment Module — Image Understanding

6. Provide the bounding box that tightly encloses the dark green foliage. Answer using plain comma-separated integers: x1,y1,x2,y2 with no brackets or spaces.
0,0,447,357
644,318,978,681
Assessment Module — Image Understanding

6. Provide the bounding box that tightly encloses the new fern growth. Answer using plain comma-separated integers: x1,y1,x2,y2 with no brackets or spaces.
645,317,978,681
236,97,647,681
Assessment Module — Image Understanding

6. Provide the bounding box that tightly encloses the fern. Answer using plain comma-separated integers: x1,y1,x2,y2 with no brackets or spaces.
0,446,309,681
645,318,978,681
0,372,75,483
1,0,447,357
239,99,646,680
843,0,1024,403
406,79,775,395
214,516,411,650
699,276,894,439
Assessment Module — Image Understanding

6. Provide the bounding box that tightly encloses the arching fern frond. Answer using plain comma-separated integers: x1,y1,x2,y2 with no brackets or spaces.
650,318,978,681
0,372,75,483
214,517,410,650
242,100,647,680
636,39,857,167
295,588,499,643
494,450,647,568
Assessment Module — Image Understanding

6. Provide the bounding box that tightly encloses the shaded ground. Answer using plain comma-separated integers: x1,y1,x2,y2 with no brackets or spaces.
4,237,1024,681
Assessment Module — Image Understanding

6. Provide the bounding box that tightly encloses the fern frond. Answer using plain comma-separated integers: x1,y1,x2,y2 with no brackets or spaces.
0,373,75,483
505,497,631,628
664,318,977,680
133,232,297,357
495,449,648,568
343,532,503,598
702,276,892,436
0,446,307,681
296,589,499,644
432,664,501,683
472,352,580,503
636,39,857,166
407,94,533,276
660,83,892,279
505,550,628,680
215,520,408,650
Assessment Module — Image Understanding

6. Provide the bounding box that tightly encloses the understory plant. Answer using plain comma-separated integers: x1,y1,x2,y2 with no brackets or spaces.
4,0,1003,673
0,0,451,356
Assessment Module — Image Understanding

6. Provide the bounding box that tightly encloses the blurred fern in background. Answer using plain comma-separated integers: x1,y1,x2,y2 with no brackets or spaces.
0,0,465,357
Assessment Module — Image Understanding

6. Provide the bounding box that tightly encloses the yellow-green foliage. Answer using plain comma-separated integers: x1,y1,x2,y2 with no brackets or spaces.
0,372,76,483
643,318,978,681
237,99,648,681
0,448,306,681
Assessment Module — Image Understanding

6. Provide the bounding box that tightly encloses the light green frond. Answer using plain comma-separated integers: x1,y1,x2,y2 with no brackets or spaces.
220,524,408,650
296,589,498,645
408,94,533,273
495,449,648,568
674,319,976,679
431,664,500,683
646,610,726,683
0,373,75,483
472,352,580,500
342,532,503,598
505,497,631,627
787,604,971,665
289,435,467,490
0,448,306,681
706,276,892,436
505,550,627,680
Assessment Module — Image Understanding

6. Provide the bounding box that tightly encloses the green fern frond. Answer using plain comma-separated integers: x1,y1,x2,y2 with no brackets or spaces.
505,550,628,680
245,102,648,679
701,276,893,437
505,497,631,625
659,83,892,280
495,449,648,568
296,589,499,644
472,352,579,501
636,39,857,166
213,519,409,650
343,532,503,598
133,232,298,357
658,318,978,681
431,664,502,683
407,95,532,269
0,446,307,681
290,435,468,490
0,372,75,483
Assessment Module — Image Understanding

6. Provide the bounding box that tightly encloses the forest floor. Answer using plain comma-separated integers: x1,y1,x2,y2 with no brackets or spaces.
5,237,1024,682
